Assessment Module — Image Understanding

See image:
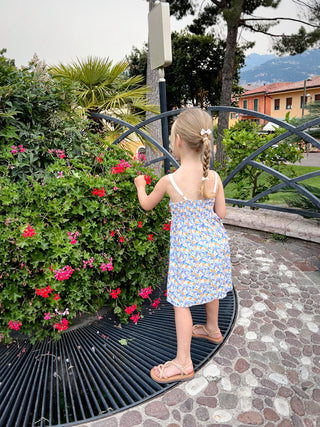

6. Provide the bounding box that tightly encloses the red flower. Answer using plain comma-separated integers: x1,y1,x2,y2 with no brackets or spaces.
163,221,171,231
130,312,140,324
23,225,36,238
119,236,124,243
36,285,54,298
53,318,69,332
9,320,22,330
111,230,115,237
148,234,153,241
125,303,137,314
92,187,106,197
110,288,121,299
144,174,151,185
151,298,160,309
53,294,60,301
138,221,142,228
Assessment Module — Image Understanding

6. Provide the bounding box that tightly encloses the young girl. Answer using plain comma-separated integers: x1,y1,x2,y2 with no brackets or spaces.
134,108,232,383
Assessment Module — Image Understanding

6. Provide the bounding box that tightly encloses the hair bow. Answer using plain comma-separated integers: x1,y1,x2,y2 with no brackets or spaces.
200,129,212,136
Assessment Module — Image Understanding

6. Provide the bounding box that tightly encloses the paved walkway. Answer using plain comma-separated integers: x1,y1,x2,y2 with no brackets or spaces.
81,224,320,427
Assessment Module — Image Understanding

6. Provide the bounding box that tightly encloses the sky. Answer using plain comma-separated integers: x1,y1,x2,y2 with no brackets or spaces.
0,0,304,68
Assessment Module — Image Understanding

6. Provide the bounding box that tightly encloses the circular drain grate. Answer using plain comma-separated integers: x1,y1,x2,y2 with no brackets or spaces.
0,290,236,427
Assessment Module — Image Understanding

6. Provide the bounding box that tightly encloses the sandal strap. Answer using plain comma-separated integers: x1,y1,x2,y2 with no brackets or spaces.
193,324,221,336
157,360,192,379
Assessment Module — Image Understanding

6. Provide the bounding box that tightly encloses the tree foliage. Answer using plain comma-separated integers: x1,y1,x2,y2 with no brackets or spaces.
127,31,245,110
273,0,320,55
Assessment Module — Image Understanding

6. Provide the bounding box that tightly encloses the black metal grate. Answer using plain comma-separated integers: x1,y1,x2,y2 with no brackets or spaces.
0,290,236,427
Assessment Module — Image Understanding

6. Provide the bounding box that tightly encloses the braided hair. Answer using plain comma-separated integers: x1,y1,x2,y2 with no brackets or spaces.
170,108,214,199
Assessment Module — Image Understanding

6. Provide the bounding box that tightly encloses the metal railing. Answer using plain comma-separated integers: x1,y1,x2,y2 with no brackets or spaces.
92,107,320,219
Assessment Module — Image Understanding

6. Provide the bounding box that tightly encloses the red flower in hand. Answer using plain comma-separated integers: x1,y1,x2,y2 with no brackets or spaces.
144,175,151,185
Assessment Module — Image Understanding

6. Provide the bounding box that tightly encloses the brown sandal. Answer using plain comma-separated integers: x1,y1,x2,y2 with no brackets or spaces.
150,360,194,384
192,324,223,343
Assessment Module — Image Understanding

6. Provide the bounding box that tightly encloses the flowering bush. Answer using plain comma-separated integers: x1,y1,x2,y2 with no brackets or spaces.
0,52,170,343
0,149,170,343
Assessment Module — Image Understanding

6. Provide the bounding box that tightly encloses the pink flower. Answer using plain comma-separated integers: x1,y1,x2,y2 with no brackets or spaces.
9,320,22,330
125,304,137,314
54,265,74,281
83,257,94,268
151,298,160,309
100,258,113,272
139,286,153,299
67,231,79,244
111,159,131,174
11,146,18,154
130,313,140,324
57,171,64,179
19,145,25,153
44,312,51,320
53,294,60,301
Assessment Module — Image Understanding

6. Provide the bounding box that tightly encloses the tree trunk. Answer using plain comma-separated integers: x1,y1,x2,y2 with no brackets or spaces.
146,0,163,177
216,0,244,167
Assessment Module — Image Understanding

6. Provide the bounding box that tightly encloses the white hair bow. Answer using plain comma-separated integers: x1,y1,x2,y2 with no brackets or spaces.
200,129,212,136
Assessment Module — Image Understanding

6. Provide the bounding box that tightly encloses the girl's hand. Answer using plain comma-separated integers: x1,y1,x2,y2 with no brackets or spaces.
134,175,146,189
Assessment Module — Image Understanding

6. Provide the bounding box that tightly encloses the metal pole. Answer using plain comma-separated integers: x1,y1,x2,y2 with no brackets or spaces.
302,79,307,118
159,68,170,174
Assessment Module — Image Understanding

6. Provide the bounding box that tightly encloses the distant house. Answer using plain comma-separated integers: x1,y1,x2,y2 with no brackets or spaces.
238,76,320,125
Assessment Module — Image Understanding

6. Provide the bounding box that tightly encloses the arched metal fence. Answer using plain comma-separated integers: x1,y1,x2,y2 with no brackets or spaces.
92,107,320,219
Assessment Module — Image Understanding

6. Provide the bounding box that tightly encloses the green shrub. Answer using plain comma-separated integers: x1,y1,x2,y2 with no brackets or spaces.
0,149,170,343
221,121,304,202
0,52,170,343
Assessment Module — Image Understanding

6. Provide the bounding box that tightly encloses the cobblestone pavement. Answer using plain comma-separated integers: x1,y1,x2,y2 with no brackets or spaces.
83,225,320,427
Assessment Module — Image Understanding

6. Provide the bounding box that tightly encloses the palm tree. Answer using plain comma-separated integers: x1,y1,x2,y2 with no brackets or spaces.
50,56,159,137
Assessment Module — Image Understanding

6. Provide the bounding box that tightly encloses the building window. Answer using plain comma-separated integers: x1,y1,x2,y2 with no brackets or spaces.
274,99,280,110
254,98,258,111
315,94,320,103
300,95,308,108
243,100,247,109
286,97,292,109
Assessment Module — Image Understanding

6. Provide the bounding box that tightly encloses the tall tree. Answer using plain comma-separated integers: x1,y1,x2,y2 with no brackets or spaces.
127,32,245,110
168,0,282,165
272,0,320,54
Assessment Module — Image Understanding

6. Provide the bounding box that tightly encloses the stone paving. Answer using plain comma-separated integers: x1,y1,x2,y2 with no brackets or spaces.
82,225,320,427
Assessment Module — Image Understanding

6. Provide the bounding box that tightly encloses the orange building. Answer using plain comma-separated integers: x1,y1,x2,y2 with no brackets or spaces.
238,76,320,125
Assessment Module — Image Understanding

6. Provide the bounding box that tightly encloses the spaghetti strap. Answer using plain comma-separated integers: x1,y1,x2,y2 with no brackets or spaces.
213,172,218,194
169,174,188,201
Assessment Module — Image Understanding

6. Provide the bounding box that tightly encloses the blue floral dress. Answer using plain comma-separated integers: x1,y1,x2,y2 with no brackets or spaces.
167,173,232,308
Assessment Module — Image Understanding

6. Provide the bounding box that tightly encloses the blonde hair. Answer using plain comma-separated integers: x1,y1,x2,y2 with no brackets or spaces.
170,108,214,199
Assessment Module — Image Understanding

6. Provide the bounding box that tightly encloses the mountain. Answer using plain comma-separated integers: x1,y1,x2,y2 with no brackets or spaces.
242,53,276,72
240,49,320,86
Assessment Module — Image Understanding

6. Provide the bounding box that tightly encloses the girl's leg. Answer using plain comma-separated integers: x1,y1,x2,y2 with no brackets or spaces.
152,306,194,378
205,299,220,331
193,299,223,340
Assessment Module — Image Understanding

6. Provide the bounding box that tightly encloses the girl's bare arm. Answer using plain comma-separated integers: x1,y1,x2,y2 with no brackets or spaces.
134,175,168,211
214,174,227,219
